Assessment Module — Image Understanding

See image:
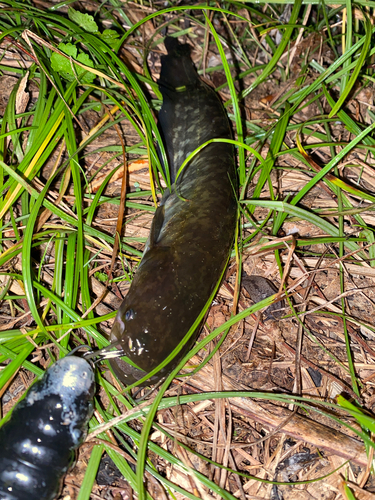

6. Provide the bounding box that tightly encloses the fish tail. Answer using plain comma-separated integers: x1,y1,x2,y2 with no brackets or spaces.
159,37,199,91
164,36,190,57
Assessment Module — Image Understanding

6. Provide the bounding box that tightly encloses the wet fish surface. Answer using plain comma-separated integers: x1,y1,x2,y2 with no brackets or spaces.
110,37,237,385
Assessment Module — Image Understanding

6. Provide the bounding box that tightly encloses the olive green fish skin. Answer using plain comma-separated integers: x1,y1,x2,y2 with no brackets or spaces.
110,39,237,386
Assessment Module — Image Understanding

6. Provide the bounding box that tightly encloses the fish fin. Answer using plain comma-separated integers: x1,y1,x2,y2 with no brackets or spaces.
139,189,174,269
150,204,165,247
143,204,165,254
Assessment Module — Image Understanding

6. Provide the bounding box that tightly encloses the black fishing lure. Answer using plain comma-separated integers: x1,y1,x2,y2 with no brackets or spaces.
0,355,95,500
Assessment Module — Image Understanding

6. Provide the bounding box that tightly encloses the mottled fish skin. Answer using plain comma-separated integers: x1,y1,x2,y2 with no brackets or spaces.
109,38,237,386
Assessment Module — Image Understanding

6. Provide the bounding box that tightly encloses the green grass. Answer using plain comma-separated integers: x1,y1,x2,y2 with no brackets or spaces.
1,1,375,498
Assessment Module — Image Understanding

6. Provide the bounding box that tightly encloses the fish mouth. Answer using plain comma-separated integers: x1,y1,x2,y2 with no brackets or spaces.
109,352,153,387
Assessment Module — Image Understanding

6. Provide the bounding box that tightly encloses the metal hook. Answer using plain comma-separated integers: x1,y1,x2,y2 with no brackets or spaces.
82,341,125,364
67,345,94,357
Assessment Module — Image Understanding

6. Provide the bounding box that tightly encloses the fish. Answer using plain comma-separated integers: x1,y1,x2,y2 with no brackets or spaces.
109,37,237,386
0,355,95,500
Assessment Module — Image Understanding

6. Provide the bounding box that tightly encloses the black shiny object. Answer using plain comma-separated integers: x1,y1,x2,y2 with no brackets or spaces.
0,356,95,500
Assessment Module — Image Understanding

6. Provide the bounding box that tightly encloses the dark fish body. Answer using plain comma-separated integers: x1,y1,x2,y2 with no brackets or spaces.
110,38,237,385
0,356,95,500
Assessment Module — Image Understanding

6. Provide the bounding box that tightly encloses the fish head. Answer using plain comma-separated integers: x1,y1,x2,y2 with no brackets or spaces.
109,247,188,385
110,296,149,359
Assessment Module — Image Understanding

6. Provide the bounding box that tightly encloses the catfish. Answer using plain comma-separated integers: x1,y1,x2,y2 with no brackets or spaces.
109,37,237,385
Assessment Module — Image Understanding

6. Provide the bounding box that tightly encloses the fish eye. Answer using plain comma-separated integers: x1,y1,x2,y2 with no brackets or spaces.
125,309,134,321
